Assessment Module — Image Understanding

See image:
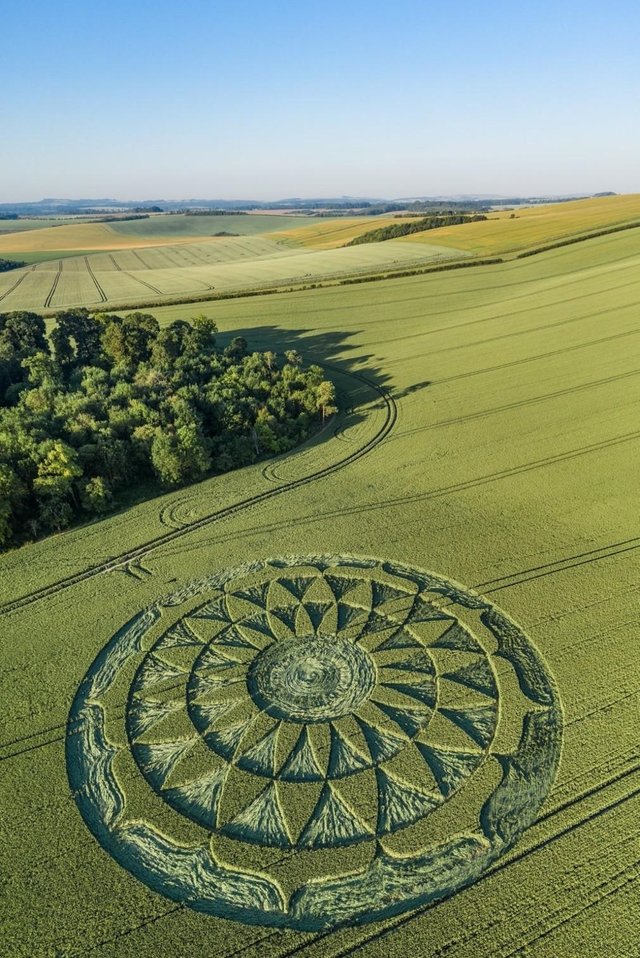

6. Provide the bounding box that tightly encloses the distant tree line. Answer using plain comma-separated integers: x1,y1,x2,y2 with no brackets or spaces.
94,214,150,223
345,214,488,246
0,309,337,548
184,210,249,216
0,194,609,217
0,258,26,272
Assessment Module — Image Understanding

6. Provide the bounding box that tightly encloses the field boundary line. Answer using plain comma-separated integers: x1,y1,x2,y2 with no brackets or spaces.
515,218,640,258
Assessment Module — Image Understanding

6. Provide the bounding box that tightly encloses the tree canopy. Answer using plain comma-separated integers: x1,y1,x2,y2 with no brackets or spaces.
345,214,487,246
0,308,337,548
0,257,26,272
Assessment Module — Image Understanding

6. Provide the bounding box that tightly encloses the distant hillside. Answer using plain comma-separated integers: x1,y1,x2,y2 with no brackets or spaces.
0,191,616,217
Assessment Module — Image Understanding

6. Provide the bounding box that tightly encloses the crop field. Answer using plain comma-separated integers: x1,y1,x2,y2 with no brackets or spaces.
267,216,420,249
0,236,463,312
0,213,333,259
4,197,640,315
2,221,639,956
0,217,82,234
107,213,319,238
396,192,640,255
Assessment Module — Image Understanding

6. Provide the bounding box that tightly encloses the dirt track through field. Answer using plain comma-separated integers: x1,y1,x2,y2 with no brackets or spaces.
43,260,62,308
108,254,163,295
0,264,36,302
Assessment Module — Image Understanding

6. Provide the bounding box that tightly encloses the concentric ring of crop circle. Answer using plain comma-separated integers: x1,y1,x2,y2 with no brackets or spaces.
244,634,379,721
67,554,563,930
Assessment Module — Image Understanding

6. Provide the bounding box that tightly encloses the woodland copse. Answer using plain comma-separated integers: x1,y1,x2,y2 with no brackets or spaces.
0,308,336,547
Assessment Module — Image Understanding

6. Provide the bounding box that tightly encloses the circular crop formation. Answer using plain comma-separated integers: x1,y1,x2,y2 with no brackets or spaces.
67,555,562,929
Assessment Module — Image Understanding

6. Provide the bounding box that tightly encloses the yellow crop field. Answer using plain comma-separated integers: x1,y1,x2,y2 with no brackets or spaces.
0,239,460,311
268,215,420,249
0,214,335,256
0,222,204,255
395,193,640,254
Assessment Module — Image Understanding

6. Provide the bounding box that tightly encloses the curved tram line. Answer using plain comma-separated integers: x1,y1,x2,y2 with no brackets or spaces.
0,367,397,618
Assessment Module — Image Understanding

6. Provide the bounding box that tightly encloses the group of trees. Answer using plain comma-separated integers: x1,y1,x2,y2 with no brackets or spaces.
0,258,25,272
0,308,337,548
346,214,488,246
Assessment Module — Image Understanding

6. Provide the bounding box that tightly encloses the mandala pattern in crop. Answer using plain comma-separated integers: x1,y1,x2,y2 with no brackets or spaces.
67,555,562,929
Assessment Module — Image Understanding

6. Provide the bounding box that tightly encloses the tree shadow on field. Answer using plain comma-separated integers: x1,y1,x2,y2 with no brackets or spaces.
393,380,432,400
19,322,412,549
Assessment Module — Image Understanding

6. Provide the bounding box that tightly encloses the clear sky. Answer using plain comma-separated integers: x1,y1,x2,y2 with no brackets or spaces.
2,0,639,201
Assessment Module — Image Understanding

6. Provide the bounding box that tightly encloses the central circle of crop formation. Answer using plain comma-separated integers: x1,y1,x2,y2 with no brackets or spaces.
245,634,378,721
67,554,563,930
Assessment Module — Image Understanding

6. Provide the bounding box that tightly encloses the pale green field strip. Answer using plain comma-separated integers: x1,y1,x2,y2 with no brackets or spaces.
395,193,640,255
0,249,107,266
1,227,639,955
0,217,80,233
0,214,335,258
107,213,320,238
0,238,464,311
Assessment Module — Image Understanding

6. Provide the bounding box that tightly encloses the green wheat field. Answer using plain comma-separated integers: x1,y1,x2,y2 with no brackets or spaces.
2,205,640,956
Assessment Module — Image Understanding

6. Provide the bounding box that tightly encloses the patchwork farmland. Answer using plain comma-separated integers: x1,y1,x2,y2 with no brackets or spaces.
2,208,639,955
0,234,465,311
1,196,640,313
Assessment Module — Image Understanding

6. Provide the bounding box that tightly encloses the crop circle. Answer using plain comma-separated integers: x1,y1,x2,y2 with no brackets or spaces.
67,555,562,929
245,634,378,722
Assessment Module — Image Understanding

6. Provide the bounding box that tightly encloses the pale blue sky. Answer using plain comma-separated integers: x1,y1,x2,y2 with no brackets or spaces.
2,0,638,200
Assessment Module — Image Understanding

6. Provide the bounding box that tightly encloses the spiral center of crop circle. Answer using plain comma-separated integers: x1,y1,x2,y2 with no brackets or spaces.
246,635,377,722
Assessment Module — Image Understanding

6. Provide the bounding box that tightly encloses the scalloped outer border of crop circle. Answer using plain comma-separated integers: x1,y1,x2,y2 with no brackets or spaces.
66,554,563,930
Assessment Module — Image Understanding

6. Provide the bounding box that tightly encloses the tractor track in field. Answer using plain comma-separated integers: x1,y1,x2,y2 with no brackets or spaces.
130,248,153,270
270,774,640,958
475,534,640,594
83,256,107,303
0,367,397,619
43,260,62,308
156,429,640,564
0,264,37,303
412,325,640,384
108,254,163,295
498,861,640,958
385,281,640,359
62,756,640,958
388,366,640,442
